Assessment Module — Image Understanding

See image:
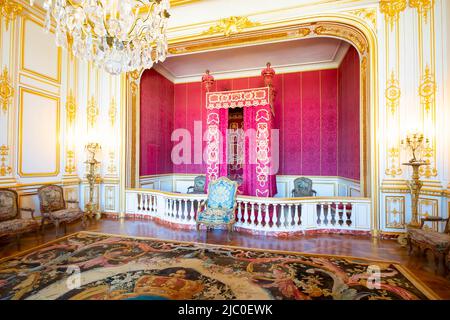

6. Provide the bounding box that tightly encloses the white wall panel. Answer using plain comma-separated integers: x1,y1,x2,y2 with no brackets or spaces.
18,88,60,177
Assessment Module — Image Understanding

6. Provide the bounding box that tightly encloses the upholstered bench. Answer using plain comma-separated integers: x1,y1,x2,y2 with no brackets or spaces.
407,216,450,275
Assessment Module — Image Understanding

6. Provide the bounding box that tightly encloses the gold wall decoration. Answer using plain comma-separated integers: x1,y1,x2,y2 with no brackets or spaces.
0,0,22,30
105,186,116,211
0,145,12,176
66,89,77,125
386,147,402,177
109,97,117,127
409,0,434,23
418,197,438,230
0,67,13,113
107,151,117,175
381,0,406,180
128,70,141,97
65,150,76,174
418,65,436,112
347,8,377,28
203,16,260,37
385,196,405,229
385,71,401,115
87,96,99,128
380,0,407,29
410,0,437,178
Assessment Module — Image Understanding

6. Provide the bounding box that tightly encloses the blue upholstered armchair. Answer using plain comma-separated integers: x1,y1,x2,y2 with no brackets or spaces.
196,177,239,235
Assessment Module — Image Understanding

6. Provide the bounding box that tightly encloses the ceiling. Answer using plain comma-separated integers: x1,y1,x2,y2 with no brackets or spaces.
155,37,350,83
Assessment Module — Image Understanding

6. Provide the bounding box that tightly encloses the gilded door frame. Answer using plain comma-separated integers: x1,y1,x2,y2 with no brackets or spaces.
121,14,380,235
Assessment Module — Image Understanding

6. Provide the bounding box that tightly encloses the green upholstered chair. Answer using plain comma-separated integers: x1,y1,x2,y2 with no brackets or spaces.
292,177,317,197
187,176,206,194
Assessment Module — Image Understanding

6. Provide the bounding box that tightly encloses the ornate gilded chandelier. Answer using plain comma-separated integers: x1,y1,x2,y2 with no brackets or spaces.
29,0,170,75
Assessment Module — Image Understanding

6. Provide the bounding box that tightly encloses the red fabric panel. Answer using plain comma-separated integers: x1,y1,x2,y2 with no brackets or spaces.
281,73,301,175
140,61,359,180
321,69,338,176
338,46,360,181
173,83,187,174
301,71,321,175
140,69,174,176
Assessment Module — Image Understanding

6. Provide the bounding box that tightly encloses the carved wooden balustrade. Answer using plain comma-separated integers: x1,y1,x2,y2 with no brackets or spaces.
125,189,372,235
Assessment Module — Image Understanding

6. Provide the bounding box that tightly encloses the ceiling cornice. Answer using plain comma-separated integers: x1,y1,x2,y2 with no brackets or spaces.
170,0,203,7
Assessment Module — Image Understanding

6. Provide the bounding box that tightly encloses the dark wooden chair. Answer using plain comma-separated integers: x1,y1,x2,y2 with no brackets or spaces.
37,185,85,237
292,177,317,197
187,176,206,194
407,216,450,275
0,189,39,245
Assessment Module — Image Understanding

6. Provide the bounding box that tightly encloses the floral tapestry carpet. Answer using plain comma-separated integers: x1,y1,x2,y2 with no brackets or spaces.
0,232,438,300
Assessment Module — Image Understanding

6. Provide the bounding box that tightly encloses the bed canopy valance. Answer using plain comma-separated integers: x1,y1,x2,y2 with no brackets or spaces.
202,63,277,197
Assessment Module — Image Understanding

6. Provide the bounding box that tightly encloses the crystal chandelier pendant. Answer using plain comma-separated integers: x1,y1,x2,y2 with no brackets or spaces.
30,0,170,75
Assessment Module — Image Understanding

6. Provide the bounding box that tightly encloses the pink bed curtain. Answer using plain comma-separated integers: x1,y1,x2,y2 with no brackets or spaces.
205,108,228,191
243,104,277,197
205,87,276,197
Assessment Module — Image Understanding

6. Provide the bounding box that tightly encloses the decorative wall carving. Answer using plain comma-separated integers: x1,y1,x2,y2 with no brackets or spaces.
0,0,23,30
0,145,12,176
409,0,437,178
65,150,76,174
347,8,377,29
203,16,260,37
109,97,117,127
87,95,99,128
381,0,406,179
385,196,405,229
0,67,14,113
66,89,77,125
380,0,407,29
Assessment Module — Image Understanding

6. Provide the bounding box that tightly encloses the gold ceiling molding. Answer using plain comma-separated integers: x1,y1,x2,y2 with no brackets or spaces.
202,16,261,37
0,0,22,30
313,24,367,54
346,8,377,28
379,0,407,29
409,0,434,23
0,67,13,113
0,145,12,176
168,25,312,55
170,0,202,6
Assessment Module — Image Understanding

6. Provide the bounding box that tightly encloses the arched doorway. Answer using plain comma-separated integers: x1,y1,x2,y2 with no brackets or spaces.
122,15,379,234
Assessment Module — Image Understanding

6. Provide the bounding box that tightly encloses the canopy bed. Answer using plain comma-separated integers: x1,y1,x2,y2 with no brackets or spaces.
202,64,278,197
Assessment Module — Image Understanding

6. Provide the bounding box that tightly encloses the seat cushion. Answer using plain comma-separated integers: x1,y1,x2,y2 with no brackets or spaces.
197,208,235,225
0,219,39,236
408,228,450,252
49,208,84,221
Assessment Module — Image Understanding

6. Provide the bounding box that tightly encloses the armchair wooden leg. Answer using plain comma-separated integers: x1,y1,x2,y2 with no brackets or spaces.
407,238,413,255
227,224,233,242
40,217,47,232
